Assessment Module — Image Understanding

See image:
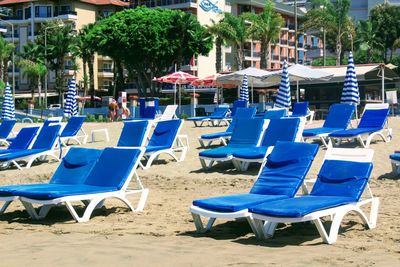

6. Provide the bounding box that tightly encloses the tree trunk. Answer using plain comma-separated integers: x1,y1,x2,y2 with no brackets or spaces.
0,61,3,82
116,60,124,98
88,54,95,105
38,75,42,107
215,37,222,73
336,36,341,66
236,44,244,70
260,42,268,69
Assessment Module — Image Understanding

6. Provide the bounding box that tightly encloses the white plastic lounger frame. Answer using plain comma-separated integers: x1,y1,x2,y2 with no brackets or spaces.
232,118,306,172
140,122,189,170
198,134,230,148
251,147,379,244
190,158,269,233
157,105,178,121
199,120,269,170
18,147,148,223
330,103,392,148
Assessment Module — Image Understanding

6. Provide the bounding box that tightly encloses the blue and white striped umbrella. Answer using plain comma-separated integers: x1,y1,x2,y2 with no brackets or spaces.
275,61,291,108
1,82,15,120
239,74,249,104
341,52,359,105
64,77,78,117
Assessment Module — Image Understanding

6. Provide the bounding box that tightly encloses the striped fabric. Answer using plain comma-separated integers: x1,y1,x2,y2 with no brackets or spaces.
239,74,249,104
64,77,78,117
341,52,359,105
275,61,291,108
1,83,15,120
213,90,218,104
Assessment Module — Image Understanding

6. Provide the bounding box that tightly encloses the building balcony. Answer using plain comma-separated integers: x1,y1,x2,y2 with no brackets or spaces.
271,55,280,61
180,64,198,71
97,69,114,78
281,56,288,62
2,11,77,25
244,49,260,60
288,41,295,47
288,57,296,63
280,39,288,46
130,0,197,10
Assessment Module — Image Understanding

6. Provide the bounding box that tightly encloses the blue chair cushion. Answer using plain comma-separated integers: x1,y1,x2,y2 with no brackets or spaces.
390,153,400,161
193,193,288,212
117,120,149,147
323,104,355,128
199,145,247,158
263,109,287,119
291,102,309,116
249,195,355,217
261,118,300,147
358,109,389,128
0,149,47,161
60,116,85,137
302,127,342,137
201,131,232,140
329,127,382,137
187,116,209,121
0,120,16,138
232,146,269,160
15,184,118,200
148,119,181,148
7,127,40,150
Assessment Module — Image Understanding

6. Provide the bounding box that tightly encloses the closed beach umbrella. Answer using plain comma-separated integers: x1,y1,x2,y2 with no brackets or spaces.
1,82,15,120
274,61,291,109
64,77,78,117
341,52,359,117
239,74,249,104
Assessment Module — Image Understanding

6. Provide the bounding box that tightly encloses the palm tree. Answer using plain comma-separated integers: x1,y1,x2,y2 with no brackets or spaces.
303,0,354,66
0,36,15,83
354,20,383,63
215,13,248,70
242,0,284,69
208,19,228,73
19,59,47,105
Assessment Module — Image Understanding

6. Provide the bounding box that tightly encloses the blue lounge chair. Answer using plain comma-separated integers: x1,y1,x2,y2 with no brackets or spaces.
140,119,188,169
230,100,248,117
263,108,287,119
117,120,152,147
0,147,148,222
59,116,88,146
302,104,355,147
231,118,304,171
0,124,61,170
289,102,314,124
329,103,391,148
250,147,378,244
198,107,257,147
187,107,230,127
191,141,319,232
0,147,103,215
390,151,400,174
0,126,40,156
199,118,267,169
0,119,16,146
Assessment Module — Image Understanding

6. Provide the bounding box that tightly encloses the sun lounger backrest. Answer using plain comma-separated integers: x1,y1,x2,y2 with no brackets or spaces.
358,108,389,129
210,107,229,118
84,148,142,189
31,124,61,150
0,119,16,138
60,116,86,137
160,105,178,120
292,102,309,116
8,126,40,150
148,119,182,148
50,147,102,184
311,159,373,201
117,120,149,147
227,108,257,132
230,118,265,146
250,141,318,196
263,109,287,119
261,118,300,147
231,100,248,116
323,104,355,128
43,117,62,127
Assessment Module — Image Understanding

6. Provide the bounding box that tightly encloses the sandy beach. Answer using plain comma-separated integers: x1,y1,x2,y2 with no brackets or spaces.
0,118,399,266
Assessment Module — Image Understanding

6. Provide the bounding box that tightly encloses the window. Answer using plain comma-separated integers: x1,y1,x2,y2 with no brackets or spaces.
55,5,72,15
35,6,52,18
16,9,22,19
103,63,112,72
103,80,112,89
24,7,31,19
101,10,113,17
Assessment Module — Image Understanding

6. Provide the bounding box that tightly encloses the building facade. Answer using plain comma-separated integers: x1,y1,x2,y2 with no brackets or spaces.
0,0,128,97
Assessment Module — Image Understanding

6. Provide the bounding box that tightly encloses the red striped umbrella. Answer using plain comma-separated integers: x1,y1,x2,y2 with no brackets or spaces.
157,71,198,84
191,74,221,87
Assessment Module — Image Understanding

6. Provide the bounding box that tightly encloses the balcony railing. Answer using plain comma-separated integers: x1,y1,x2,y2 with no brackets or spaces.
3,16,23,21
288,57,296,63
55,10,77,16
298,43,304,48
130,0,197,8
99,68,113,73
272,55,279,61
288,41,295,47
280,39,288,45
281,56,288,61
3,10,77,21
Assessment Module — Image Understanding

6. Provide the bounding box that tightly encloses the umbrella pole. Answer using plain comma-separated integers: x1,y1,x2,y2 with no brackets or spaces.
220,86,223,104
193,86,196,117
179,84,181,115
296,81,299,101
251,80,254,104
381,66,385,104
174,83,177,105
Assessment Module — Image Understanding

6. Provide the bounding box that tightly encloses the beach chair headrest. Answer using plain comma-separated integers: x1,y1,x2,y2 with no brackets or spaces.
324,104,355,128
118,120,149,147
148,119,182,147
9,126,40,150
230,118,265,145
311,159,373,201
292,102,309,116
261,118,300,147
60,116,86,137
358,108,389,129
266,141,319,168
51,147,103,185
263,109,287,119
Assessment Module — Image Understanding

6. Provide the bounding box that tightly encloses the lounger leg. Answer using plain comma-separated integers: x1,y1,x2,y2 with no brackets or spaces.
354,198,380,229
0,201,12,214
392,162,399,174
192,213,205,232
246,217,265,239
232,159,242,171
200,158,214,169
251,218,268,239
21,201,41,220
198,139,205,148
38,205,53,218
